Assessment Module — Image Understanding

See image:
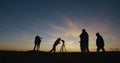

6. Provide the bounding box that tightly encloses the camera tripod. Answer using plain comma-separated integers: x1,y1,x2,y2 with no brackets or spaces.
60,43,67,52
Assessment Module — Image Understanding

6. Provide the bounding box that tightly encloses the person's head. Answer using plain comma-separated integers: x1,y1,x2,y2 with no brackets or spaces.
36,35,39,38
82,29,86,32
36,35,42,39
96,33,100,36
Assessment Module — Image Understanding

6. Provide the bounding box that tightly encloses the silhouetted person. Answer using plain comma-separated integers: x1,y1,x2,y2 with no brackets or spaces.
33,35,42,51
96,33,105,52
79,29,89,52
60,40,67,52
50,38,61,53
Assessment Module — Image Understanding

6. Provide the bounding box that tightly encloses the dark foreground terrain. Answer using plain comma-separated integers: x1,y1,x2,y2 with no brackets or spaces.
0,50,120,63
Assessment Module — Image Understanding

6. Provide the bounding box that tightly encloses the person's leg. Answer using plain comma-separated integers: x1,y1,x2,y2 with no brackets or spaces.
34,43,37,51
102,47,105,52
50,49,53,52
86,48,89,52
50,46,55,53
81,47,86,52
53,46,56,53
86,43,89,52
80,43,83,52
85,45,89,52
81,43,85,52
83,44,86,52
50,46,54,52
97,47,100,52
81,45,84,52
37,44,40,51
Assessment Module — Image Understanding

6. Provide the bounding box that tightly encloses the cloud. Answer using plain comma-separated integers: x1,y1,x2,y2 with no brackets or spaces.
48,17,81,38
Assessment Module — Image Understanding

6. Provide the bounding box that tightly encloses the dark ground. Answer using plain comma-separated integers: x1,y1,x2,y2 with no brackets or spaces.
0,50,120,63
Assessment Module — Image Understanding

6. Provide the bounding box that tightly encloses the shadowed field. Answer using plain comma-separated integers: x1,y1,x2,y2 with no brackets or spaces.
0,50,120,63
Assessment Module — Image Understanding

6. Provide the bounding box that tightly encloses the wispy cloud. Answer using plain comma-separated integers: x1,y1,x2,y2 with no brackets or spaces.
46,16,120,52
46,17,85,52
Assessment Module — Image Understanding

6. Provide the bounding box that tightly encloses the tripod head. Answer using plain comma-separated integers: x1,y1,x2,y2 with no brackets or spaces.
61,40,65,43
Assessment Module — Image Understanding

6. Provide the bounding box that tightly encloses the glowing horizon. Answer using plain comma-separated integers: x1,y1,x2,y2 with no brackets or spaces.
0,16,120,52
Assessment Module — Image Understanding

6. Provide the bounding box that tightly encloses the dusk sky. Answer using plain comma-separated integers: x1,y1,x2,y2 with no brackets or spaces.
0,0,120,52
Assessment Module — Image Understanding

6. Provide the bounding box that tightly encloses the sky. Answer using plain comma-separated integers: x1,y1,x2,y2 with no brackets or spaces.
0,0,120,52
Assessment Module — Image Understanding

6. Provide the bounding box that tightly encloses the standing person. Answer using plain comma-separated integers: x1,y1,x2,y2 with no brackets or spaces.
96,33,105,52
79,29,89,52
50,38,61,53
33,35,42,51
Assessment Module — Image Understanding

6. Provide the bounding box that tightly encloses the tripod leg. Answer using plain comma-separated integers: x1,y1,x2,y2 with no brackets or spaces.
60,45,64,52
60,45,63,52
64,46,67,52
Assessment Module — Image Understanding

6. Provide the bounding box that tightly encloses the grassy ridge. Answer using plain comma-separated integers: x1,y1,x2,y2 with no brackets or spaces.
0,50,120,63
